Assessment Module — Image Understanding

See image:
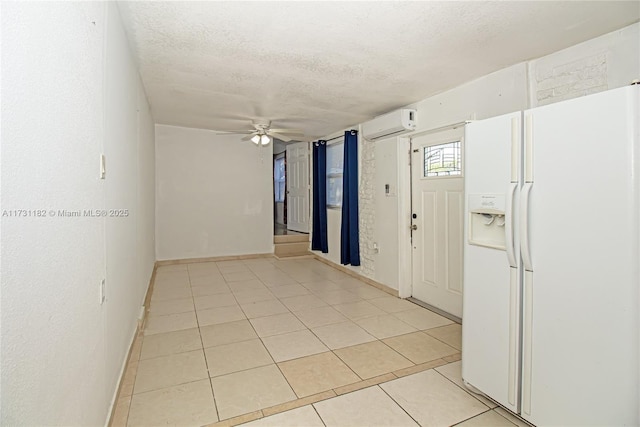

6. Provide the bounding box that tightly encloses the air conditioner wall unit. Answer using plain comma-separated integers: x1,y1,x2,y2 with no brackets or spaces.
362,109,417,141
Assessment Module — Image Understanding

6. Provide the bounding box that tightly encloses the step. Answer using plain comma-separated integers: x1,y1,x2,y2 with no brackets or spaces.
274,241,310,258
274,234,309,244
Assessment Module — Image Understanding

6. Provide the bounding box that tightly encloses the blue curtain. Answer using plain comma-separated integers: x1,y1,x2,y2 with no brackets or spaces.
311,140,328,253
340,130,360,266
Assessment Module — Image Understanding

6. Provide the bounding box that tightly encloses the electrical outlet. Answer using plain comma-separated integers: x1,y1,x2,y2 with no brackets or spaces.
100,279,106,305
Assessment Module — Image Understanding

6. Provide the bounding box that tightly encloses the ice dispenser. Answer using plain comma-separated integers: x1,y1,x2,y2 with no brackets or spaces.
468,194,507,250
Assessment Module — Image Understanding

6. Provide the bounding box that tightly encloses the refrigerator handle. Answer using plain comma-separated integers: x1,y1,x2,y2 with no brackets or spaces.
522,271,534,416
505,183,518,268
520,183,533,271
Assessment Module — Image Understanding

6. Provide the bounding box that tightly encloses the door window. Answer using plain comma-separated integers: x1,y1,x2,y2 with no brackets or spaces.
424,141,462,177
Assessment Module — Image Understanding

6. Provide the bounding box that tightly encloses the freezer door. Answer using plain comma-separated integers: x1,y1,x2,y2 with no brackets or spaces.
522,86,639,426
462,111,522,413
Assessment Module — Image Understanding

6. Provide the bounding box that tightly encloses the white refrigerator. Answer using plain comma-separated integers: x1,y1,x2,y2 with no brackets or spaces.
462,85,639,426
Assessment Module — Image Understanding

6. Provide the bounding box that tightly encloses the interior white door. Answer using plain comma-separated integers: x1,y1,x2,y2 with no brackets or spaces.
286,141,310,233
411,128,464,318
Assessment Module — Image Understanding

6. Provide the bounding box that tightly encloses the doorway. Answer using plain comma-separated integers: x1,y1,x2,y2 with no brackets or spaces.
285,141,310,233
274,151,287,233
273,140,310,236
410,128,465,318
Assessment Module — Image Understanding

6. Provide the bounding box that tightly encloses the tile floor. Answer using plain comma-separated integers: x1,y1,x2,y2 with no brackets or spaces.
111,257,527,427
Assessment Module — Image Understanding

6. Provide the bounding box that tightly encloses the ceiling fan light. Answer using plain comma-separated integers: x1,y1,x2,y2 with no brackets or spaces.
260,134,271,145
251,134,261,144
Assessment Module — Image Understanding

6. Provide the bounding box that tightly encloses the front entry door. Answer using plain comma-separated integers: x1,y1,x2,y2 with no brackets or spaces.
286,141,310,233
411,128,465,318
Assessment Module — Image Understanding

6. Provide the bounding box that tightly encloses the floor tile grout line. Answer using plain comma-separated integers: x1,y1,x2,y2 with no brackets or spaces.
330,349,379,383
377,383,425,427
419,328,462,352
449,408,497,426
431,367,496,409
374,338,416,367
187,265,221,424
130,376,215,397
272,352,306,401
493,407,533,427
310,403,328,427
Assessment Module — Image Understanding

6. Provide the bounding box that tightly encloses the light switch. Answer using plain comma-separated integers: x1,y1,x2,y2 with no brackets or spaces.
100,279,106,304
385,183,396,197
100,154,106,179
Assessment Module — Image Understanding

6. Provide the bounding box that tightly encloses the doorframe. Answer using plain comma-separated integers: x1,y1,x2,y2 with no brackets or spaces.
398,121,470,300
398,136,412,298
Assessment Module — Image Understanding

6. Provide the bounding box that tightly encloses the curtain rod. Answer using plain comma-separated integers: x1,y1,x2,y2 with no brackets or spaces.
324,135,344,142
319,129,357,143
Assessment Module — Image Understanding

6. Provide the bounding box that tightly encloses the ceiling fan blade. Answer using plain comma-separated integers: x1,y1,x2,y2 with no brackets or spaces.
216,131,253,135
269,128,304,134
241,134,257,141
269,132,295,142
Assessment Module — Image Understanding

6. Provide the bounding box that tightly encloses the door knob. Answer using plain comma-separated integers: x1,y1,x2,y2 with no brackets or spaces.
411,224,418,230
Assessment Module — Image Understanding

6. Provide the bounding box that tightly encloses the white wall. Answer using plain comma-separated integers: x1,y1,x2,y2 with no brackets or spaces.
137,84,157,305
413,63,529,131
155,125,273,260
103,2,156,405
1,2,155,425
372,137,402,288
273,140,287,155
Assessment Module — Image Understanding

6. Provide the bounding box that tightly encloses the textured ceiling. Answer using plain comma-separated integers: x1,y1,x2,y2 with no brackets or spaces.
118,1,639,138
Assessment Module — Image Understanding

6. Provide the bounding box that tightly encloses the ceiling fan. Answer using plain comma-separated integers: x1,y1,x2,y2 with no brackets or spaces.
228,120,306,145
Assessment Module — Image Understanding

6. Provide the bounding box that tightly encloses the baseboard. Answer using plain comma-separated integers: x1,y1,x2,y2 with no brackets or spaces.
273,253,313,260
311,254,399,298
105,263,157,427
104,322,140,427
139,263,158,332
156,252,274,266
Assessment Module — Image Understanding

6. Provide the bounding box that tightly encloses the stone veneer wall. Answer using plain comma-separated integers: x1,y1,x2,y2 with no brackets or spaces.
534,52,608,106
358,135,376,279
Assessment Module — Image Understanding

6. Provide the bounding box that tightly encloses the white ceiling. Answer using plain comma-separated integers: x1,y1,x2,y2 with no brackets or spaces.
118,1,639,139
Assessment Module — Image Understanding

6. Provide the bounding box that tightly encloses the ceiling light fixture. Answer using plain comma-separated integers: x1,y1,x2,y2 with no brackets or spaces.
250,132,272,146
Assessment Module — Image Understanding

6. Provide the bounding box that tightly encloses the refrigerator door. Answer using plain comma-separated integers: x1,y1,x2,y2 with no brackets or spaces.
462,111,522,412
522,85,639,426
